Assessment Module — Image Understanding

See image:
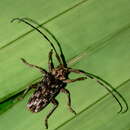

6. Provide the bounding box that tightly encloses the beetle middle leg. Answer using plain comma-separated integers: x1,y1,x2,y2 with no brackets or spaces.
45,99,59,129
61,88,76,115
19,82,40,100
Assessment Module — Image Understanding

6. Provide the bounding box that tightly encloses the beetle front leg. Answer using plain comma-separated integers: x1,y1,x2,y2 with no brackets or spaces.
21,58,47,74
61,88,76,115
48,49,54,72
45,99,59,129
63,77,87,83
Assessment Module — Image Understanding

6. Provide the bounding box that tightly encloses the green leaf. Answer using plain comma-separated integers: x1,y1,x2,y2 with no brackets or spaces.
0,0,130,129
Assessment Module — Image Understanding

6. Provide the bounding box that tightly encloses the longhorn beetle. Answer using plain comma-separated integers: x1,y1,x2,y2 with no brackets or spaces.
11,18,128,129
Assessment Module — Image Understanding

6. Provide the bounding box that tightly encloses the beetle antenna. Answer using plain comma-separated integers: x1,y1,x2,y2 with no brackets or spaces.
11,18,63,65
20,17,67,67
85,71,128,113
69,68,128,113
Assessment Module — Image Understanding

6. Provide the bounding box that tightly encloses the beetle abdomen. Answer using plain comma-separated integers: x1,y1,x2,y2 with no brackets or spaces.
27,87,49,113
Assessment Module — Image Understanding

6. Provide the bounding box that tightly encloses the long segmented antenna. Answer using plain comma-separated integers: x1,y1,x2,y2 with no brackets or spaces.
20,17,67,67
11,18,63,66
69,68,128,113
86,73,128,113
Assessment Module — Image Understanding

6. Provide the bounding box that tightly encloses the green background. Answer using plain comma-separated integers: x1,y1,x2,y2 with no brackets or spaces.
0,0,130,129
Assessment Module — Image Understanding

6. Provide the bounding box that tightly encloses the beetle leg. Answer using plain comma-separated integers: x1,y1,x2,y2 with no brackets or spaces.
21,58,47,74
61,88,76,115
45,99,59,129
18,82,39,100
48,49,54,72
63,77,87,83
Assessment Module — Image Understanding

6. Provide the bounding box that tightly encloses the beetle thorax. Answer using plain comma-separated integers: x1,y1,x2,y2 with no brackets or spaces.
52,67,68,80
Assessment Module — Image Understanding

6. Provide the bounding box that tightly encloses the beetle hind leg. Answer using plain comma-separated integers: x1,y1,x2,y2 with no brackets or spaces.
45,99,59,129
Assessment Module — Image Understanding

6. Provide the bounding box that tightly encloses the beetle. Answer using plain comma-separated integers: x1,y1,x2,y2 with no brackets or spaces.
11,18,128,129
